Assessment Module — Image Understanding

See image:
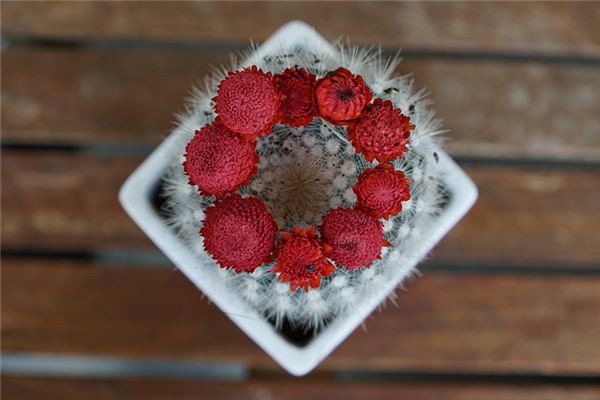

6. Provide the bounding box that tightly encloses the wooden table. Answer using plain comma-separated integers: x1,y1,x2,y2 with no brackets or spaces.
2,2,600,399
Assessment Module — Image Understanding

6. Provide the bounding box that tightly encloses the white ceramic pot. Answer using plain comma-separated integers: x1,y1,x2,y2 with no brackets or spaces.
119,21,478,376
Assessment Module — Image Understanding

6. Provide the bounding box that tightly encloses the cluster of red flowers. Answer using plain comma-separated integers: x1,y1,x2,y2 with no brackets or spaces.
184,65,414,291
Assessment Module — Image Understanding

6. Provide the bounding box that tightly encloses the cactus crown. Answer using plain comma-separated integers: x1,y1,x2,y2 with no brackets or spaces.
162,42,447,332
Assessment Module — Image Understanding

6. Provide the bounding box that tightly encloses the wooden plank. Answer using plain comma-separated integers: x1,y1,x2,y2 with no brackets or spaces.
0,48,225,147
3,152,600,267
401,59,600,163
3,377,600,400
434,166,600,267
3,259,600,374
0,259,265,365
0,152,155,250
2,2,599,57
2,48,600,161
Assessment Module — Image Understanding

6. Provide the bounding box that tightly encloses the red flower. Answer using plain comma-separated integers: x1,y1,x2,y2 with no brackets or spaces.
348,98,414,163
353,164,411,219
272,226,335,292
214,66,279,140
201,194,277,273
320,208,389,270
183,122,258,197
273,67,317,127
315,68,372,124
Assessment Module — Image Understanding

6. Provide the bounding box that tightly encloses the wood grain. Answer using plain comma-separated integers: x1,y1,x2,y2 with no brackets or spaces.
3,152,600,267
3,377,600,400
1,152,155,250
434,166,600,267
0,48,223,147
3,48,599,161
3,259,600,374
401,59,600,163
2,2,599,57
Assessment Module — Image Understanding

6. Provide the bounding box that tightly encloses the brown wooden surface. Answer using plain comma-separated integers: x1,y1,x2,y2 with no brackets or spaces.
1,152,155,250
2,2,600,397
2,2,600,56
3,48,600,161
3,378,600,400
3,259,600,375
2,151,599,267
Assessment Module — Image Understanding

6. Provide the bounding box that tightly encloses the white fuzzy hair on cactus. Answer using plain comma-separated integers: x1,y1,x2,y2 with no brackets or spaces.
161,41,447,332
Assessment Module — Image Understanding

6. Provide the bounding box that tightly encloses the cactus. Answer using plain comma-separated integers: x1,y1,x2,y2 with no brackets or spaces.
161,42,447,332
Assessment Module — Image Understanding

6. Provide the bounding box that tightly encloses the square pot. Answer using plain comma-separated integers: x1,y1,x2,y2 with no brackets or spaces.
119,20,478,376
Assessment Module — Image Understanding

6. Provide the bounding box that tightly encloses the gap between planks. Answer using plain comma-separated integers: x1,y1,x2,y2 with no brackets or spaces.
4,34,600,66
3,376,600,400
2,352,600,384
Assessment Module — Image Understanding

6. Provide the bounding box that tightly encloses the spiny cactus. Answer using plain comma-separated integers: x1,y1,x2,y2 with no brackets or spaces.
161,42,447,332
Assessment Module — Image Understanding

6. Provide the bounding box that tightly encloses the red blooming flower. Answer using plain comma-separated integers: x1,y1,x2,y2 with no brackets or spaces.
315,68,372,124
272,226,335,292
273,67,317,127
183,122,258,197
348,98,414,163
201,194,277,273
214,66,279,140
353,164,411,219
320,208,389,270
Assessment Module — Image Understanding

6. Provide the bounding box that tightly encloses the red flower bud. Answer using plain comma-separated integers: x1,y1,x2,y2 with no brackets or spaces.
201,194,277,273
214,66,279,140
272,226,335,292
315,68,372,124
320,208,385,270
183,122,258,197
348,98,414,163
273,67,317,127
353,164,411,219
